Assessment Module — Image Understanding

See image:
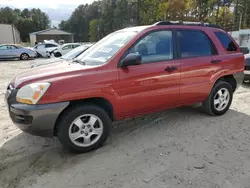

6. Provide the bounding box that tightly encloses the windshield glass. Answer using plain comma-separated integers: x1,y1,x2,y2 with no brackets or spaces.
61,45,91,60
75,31,137,66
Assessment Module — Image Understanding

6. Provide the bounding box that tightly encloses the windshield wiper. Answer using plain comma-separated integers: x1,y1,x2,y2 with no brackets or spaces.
72,59,86,65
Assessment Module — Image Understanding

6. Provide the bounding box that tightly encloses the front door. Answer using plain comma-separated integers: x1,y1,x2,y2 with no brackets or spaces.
0,45,9,58
117,30,180,118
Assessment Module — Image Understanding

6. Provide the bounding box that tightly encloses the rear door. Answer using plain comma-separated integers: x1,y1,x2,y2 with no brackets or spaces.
176,29,216,104
9,45,20,58
117,30,181,117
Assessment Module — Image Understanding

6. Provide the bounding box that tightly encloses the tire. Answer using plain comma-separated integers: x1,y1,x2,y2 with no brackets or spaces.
57,105,111,153
54,52,62,57
202,81,233,116
20,53,29,60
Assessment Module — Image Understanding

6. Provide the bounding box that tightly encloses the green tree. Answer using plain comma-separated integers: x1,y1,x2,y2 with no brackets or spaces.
89,19,98,42
0,7,50,42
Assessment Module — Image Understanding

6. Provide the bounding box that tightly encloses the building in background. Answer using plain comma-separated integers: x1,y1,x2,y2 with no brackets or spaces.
0,24,21,44
29,28,74,46
229,29,250,50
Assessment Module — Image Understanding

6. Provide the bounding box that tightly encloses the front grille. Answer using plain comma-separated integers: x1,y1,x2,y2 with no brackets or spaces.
10,112,33,125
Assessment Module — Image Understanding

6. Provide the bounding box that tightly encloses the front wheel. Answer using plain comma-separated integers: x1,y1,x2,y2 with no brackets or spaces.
57,105,111,153
202,81,233,116
54,52,62,57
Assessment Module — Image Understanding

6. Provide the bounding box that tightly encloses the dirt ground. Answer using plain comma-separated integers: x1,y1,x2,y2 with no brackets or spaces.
1,60,250,188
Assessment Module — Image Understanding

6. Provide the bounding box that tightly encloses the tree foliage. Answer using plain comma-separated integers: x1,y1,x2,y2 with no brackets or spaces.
58,0,250,42
0,7,50,42
1,0,249,43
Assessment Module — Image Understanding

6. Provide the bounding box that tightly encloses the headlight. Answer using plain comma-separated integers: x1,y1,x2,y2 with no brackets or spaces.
16,82,50,104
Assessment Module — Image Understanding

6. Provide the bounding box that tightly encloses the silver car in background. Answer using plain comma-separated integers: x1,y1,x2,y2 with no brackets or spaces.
0,44,36,60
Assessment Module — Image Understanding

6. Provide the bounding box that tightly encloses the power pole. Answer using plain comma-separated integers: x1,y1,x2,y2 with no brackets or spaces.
234,0,239,31
136,0,141,25
239,13,243,30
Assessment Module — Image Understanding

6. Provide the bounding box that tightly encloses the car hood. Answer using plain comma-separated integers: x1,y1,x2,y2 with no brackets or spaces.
11,61,97,88
30,58,62,68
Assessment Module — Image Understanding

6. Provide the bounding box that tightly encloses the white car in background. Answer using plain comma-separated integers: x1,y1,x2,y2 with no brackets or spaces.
52,43,81,57
30,43,94,68
34,43,59,57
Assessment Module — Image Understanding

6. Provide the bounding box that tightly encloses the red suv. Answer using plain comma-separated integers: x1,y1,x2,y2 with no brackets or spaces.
5,21,245,153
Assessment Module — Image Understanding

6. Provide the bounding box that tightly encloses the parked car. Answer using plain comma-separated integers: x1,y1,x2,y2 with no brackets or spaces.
5,21,245,153
0,44,36,60
34,43,59,58
52,43,81,57
240,46,249,54
244,53,250,82
31,44,94,68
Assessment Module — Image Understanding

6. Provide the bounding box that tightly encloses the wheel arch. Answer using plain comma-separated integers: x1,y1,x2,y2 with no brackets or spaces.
215,74,237,92
54,97,114,136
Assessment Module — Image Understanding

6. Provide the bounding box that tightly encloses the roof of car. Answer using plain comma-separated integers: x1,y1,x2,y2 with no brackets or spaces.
117,21,223,34
118,25,151,32
62,43,81,46
0,44,18,46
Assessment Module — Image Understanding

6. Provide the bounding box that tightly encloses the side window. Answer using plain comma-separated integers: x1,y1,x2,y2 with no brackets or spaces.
177,30,213,58
0,45,8,50
10,45,18,49
215,32,237,52
62,45,72,50
128,30,173,64
73,44,80,48
45,43,57,48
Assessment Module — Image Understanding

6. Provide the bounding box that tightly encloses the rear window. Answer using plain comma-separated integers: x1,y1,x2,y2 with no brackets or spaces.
215,32,237,52
45,43,57,48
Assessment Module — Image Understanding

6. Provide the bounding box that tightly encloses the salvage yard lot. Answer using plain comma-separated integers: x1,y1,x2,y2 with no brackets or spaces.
1,60,250,188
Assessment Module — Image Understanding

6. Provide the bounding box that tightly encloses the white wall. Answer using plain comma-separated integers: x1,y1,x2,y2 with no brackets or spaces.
229,30,250,49
0,24,21,44
29,34,37,46
12,25,21,44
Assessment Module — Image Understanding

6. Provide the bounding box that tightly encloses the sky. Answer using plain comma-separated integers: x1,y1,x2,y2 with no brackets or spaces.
0,0,95,26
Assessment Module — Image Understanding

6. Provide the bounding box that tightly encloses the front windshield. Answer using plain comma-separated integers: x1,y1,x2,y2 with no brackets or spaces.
61,45,90,60
75,31,137,66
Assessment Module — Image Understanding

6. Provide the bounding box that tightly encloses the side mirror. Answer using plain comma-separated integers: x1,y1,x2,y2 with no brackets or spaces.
119,53,141,67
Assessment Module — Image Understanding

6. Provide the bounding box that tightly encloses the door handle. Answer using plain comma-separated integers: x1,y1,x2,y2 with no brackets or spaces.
165,66,178,72
211,60,221,64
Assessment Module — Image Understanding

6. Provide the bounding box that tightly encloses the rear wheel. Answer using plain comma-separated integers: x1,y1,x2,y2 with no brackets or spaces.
20,53,29,60
202,81,233,116
57,105,111,153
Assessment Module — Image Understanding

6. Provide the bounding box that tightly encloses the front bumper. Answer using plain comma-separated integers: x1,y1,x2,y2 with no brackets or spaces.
5,85,69,137
244,66,250,80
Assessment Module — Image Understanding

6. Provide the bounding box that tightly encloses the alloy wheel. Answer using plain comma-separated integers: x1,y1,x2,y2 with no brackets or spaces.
68,114,104,147
214,88,230,111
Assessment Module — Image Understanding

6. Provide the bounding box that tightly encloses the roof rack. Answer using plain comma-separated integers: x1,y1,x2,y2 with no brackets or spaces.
154,21,222,29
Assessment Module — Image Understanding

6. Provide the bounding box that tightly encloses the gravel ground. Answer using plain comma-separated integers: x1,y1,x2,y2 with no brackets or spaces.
1,60,250,188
